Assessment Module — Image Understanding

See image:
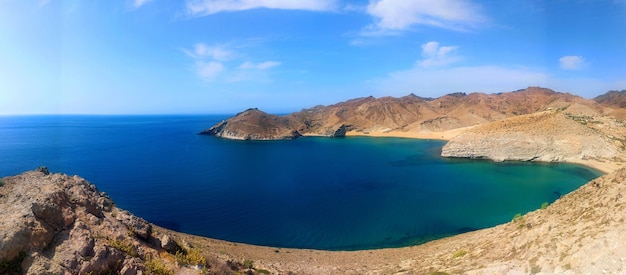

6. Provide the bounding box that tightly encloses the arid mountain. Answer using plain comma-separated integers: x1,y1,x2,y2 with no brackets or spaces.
594,90,626,121
202,87,603,140
594,89,626,108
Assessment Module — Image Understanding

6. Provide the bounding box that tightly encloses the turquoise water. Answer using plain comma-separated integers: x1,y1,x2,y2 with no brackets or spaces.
0,115,602,250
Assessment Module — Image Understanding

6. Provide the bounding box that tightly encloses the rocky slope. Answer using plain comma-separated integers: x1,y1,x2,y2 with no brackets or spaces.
0,167,268,275
442,110,626,164
202,87,602,140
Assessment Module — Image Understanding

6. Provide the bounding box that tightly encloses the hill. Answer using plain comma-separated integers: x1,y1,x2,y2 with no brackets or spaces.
202,87,602,140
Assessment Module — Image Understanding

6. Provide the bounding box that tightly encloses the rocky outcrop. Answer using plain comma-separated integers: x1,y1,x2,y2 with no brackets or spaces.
442,111,626,162
199,108,303,140
0,167,254,275
204,87,603,140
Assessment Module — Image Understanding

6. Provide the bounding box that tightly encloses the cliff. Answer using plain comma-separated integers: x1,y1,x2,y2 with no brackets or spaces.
442,110,626,163
203,87,602,140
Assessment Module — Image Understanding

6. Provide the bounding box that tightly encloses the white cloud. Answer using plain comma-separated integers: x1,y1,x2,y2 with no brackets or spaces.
418,41,460,67
186,0,337,16
196,61,224,80
183,43,234,61
240,61,281,70
559,55,586,70
132,0,152,8
365,0,486,34
183,43,280,82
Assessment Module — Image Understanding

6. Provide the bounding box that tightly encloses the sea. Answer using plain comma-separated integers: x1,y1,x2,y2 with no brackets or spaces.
0,115,602,250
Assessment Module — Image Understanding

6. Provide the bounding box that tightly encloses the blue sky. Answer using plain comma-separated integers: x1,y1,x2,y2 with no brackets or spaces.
1,0,625,114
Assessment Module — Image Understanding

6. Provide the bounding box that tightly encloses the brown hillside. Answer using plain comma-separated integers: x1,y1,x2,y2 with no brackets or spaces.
203,87,602,140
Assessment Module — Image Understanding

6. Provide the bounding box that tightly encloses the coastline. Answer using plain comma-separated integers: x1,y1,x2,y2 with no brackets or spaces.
346,129,622,174
158,162,626,274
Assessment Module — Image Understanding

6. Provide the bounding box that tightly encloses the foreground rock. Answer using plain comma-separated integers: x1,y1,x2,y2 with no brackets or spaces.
203,87,601,140
0,168,264,275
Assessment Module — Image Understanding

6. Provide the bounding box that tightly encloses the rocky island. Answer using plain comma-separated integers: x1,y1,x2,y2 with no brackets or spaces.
4,87,626,274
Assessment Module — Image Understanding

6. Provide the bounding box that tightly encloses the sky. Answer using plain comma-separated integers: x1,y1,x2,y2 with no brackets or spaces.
1,0,625,114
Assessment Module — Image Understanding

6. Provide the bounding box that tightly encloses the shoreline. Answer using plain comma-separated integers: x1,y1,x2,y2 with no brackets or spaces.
346,129,621,174
152,129,625,274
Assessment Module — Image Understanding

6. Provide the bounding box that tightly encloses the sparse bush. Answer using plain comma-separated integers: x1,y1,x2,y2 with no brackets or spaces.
541,202,549,210
512,213,524,222
145,256,173,275
530,265,541,274
0,179,5,187
175,247,206,267
452,250,468,258
243,259,254,269
109,239,138,257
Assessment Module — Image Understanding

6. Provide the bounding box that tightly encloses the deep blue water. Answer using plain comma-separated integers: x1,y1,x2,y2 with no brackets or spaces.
0,115,602,250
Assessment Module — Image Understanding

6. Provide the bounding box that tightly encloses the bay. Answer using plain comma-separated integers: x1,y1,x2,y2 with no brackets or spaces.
0,115,602,250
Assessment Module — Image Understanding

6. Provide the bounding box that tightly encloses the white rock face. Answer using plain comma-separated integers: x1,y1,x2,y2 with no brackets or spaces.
442,111,623,163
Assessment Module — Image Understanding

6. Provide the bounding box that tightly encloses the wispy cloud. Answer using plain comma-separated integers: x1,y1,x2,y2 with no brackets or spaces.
183,43,235,61
195,61,225,80
559,55,587,70
131,0,152,9
418,41,460,67
186,0,337,16
240,61,281,70
364,0,487,34
182,43,281,82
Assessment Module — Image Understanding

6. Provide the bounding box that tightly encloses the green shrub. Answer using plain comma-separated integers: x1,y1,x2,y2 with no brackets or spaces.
145,256,173,275
452,249,468,258
243,259,254,269
109,239,138,257
175,247,205,266
512,213,524,222
0,179,5,187
541,202,549,210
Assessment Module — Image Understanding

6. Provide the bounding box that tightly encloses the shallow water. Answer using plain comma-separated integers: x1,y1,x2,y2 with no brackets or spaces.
0,115,602,250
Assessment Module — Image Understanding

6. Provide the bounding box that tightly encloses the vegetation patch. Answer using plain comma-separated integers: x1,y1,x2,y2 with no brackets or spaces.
452,249,468,258
0,251,27,275
530,265,541,274
109,239,138,257
0,178,5,187
541,202,549,210
145,256,173,275
175,247,206,267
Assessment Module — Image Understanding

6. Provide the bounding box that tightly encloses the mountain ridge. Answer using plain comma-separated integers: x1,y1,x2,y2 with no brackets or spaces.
201,87,604,140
